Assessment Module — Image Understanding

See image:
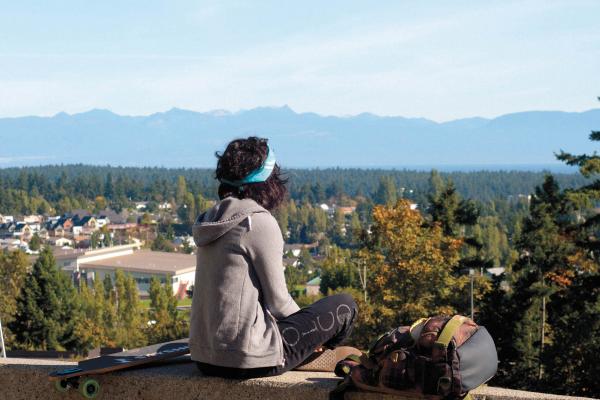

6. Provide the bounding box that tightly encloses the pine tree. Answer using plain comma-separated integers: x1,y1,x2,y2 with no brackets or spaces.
319,246,357,294
102,273,118,346
507,175,583,389
375,176,397,206
544,274,600,397
28,233,41,251
176,176,187,205
9,248,79,351
0,249,29,348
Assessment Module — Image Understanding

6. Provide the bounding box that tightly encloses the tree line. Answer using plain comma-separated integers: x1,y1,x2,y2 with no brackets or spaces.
0,164,590,216
0,248,187,353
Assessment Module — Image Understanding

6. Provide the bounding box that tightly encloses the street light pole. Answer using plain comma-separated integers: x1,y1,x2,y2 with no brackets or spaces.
469,269,474,321
0,316,6,358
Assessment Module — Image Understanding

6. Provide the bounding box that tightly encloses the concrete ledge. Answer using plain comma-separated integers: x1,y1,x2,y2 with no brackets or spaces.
0,358,594,400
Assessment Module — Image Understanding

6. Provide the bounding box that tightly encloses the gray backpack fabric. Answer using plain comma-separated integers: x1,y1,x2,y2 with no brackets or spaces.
333,315,498,400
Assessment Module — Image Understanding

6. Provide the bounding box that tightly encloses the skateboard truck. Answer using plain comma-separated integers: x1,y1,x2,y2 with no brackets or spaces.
55,376,101,399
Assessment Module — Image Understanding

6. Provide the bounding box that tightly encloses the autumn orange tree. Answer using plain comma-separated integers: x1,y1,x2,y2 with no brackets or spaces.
352,199,483,345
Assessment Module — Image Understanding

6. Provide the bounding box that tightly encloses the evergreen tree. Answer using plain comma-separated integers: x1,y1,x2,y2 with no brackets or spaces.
104,172,114,200
543,274,600,397
152,233,173,252
101,273,118,346
319,246,357,294
0,249,29,348
90,231,101,249
507,175,582,389
9,248,79,351
177,191,196,226
176,176,187,205
28,233,41,251
374,176,397,205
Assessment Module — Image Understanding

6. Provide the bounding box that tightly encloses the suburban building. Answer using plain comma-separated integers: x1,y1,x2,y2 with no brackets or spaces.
284,243,318,257
0,215,14,224
23,215,43,224
336,206,356,215
305,277,322,296
53,244,196,298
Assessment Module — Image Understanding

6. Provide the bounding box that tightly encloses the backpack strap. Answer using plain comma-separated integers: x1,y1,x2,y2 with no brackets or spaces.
435,315,469,349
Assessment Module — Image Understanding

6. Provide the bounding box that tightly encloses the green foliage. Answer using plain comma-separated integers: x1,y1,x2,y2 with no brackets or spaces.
146,276,187,343
0,249,29,348
1,165,589,216
113,270,146,348
375,176,398,206
319,247,358,294
90,231,101,249
151,233,173,252
75,279,108,352
543,274,600,397
9,248,80,351
28,233,41,251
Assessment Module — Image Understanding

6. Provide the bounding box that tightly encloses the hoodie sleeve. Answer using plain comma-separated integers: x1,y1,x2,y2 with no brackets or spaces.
241,212,300,319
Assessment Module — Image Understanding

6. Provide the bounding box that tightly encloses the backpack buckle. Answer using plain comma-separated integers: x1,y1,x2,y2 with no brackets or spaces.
437,376,452,394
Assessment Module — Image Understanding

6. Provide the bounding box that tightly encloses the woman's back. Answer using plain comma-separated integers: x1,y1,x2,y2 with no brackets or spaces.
190,197,296,368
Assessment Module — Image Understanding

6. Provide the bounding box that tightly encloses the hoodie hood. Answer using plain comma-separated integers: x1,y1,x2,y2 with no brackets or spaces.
192,197,268,247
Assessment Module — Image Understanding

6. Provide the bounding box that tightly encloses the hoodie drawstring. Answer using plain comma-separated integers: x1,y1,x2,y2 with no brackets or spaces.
248,215,252,231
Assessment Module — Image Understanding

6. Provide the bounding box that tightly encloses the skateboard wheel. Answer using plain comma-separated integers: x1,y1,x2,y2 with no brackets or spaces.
54,379,71,392
80,378,100,399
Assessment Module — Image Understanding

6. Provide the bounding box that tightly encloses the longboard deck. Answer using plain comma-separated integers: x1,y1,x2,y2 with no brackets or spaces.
48,338,190,381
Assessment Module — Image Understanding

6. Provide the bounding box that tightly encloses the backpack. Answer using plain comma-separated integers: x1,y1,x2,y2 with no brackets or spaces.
333,315,498,400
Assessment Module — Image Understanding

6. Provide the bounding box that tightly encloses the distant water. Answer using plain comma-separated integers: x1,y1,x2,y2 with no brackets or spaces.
371,164,580,173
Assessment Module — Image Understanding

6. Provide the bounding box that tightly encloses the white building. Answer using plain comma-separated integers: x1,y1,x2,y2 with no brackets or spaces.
54,244,195,298
0,215,14,224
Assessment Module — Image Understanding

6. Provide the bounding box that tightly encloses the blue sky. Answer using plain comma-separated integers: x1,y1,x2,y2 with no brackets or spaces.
1,0,599,121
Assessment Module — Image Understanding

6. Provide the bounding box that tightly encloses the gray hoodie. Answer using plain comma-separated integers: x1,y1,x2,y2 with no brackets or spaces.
189,197,300,368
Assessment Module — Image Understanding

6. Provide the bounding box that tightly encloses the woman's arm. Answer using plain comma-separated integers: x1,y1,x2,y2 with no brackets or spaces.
241,212,300,319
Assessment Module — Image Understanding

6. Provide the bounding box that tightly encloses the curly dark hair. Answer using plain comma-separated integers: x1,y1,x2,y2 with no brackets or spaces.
215,137,288,211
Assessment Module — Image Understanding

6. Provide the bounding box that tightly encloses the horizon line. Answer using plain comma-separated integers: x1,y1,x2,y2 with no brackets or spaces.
0,162,580,173
1,105,599,125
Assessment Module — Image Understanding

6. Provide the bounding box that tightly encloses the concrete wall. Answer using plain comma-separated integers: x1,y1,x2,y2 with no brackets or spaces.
0,357,595,400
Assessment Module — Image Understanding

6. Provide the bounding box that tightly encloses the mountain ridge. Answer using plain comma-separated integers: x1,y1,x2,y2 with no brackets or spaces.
1,106,599,168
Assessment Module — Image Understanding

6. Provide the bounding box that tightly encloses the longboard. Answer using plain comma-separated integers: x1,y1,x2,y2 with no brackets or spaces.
48,338,190,398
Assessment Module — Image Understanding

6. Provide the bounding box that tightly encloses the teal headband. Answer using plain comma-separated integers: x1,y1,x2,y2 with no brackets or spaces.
220,145,277,187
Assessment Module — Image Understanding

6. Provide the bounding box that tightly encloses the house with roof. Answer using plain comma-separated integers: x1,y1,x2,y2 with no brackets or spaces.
47,236,73,247
13,223,33,240
0,222,15,238
284,243,319,257
282,256,299,269
0,215,14,224
158,202,172,210
98,209,129,225
23,215,43,224
46,217,74,236
135,202,148,210
72,216,98,236
336,206,356,215
36,228,49,240
305,277,322,296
